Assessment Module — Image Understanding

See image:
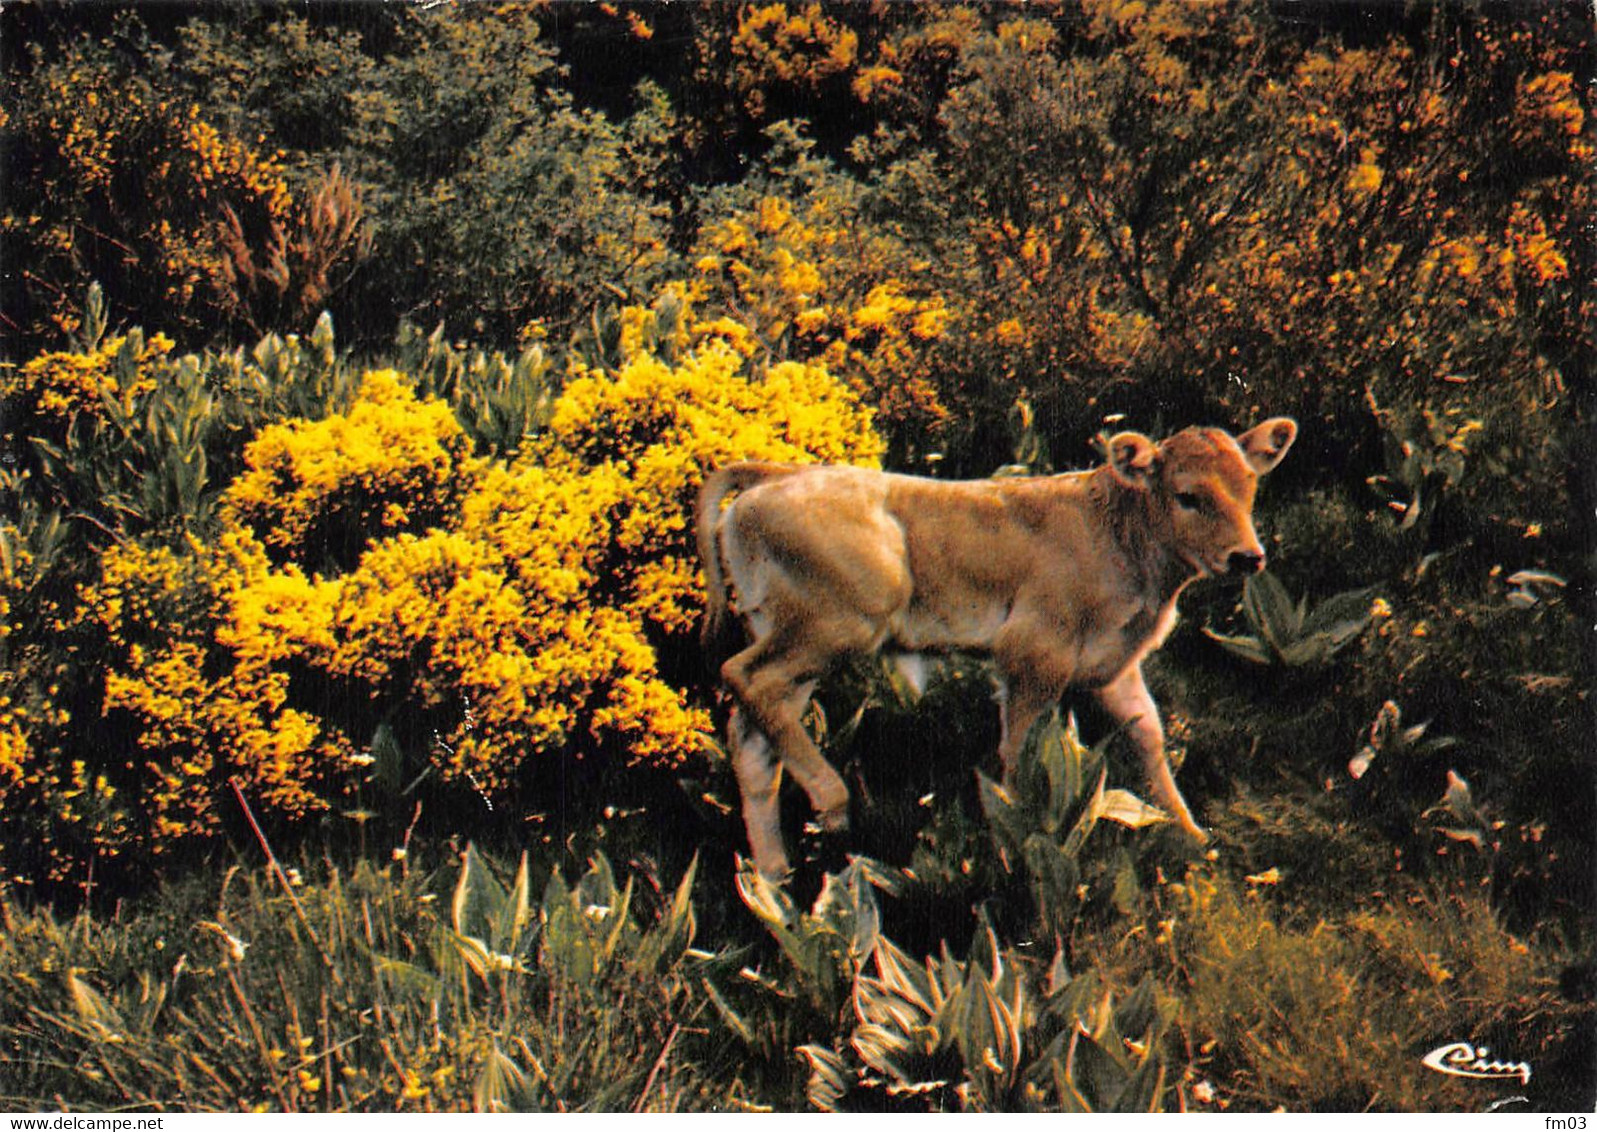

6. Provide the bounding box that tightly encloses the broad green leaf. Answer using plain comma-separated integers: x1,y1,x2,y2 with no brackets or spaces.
967,907,1003,980
454,842,508,942
976,770,1022,853
1061,765,1108,858
735,859,795,931
851,1021,917,1082
797,1043,850,1112
1094,788,1170,829
1109,850,1143,916
635,854,698,974
474,1040,532,1113
872,935,936,1016
1051,1043,1097,1112
540,870,598,983
1022,834,1081,927
500,851,534,954
596,872,635,969
735,861,826,1004
1112,978,1166,1047
370,953,442,1002
128,970,167,1035
1243,569,1299,653
67,972,124,1037
1112,1055,1167,1113
703,976,755,1046
957,964,1022,1108
1302,585,1378,636
1201,628,1274,665
1070,1031,1131,1110
443,927,513,979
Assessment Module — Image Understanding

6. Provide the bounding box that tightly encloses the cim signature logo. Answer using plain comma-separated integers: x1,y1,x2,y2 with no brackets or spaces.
1421,1040,1532,1086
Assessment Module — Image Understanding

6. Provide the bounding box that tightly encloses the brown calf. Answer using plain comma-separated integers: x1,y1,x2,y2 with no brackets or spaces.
696,419,1297,878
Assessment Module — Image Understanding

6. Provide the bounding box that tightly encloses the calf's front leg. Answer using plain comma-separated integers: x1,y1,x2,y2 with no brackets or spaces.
993,620,1077,788
1095,665,1208,844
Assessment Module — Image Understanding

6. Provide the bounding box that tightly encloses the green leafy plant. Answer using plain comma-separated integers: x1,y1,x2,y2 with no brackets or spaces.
21,328,217,535
975,710,1169,938
0,846,730,1112
381,844,715,1111
1346,699,1460,783
1202,569,1377,668
722,712,1183,1113
215,311,358,427
1341,700,1495,858
1422,770,1495,853
373,843,703,1017
728,855,898,1022
747,866,1178,1112
1364,390,1482,538
392,320,558,458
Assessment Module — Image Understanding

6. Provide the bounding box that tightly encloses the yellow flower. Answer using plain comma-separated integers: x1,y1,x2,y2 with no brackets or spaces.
1445,239,1482,280
1346,146,1384,195
221,369,480,566
6,331,172,419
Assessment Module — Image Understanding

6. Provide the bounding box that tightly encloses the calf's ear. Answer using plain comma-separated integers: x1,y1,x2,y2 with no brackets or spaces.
1106,431,1159,490
1238,417,1297,475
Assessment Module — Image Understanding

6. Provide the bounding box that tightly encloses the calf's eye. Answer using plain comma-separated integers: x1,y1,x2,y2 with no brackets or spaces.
1174,492,1201,511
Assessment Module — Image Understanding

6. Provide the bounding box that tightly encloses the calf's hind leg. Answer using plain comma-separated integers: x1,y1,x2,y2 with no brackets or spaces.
728,707,791,879
722,639,849,835
718,500,909,876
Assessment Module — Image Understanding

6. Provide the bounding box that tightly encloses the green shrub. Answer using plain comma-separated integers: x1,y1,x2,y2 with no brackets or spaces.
0,845,738,1112
729,856,1179,1113
1202,570,1378,669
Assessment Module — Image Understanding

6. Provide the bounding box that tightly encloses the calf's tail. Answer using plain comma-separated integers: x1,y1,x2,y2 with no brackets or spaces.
695,461,799,663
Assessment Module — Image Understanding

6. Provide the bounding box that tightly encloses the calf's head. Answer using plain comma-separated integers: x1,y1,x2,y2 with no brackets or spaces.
1107,418,1297,579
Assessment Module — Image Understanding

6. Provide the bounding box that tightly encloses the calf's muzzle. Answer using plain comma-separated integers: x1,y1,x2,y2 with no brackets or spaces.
1226,549,1266,576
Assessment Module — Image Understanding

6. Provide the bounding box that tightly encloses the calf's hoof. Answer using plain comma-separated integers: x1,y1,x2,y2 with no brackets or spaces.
817,805,850,834
753,855,793,884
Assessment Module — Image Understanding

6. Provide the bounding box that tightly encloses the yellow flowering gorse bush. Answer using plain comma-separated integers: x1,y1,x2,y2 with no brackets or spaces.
542,340,885,636
223,369,481,568
83,532,346,848
1,331,175,420
66,315,883,855
695,192,953,439
9,53,297,344
731,4,860,120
